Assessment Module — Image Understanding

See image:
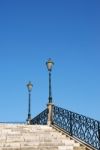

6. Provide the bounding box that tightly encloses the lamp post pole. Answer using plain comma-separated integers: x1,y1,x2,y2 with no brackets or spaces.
46,58,54,125
48,70,52,103
27,81,33,124
46,58,54,104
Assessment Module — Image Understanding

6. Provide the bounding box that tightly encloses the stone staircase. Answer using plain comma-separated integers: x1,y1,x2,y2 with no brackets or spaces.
0,124,89,150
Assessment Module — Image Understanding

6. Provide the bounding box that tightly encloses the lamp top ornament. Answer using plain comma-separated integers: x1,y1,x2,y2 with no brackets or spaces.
27,81,33,92
46,58,54,72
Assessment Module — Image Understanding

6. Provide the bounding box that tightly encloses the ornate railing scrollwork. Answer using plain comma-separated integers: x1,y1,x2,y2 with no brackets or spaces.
30,109,48,125
53,105,100,150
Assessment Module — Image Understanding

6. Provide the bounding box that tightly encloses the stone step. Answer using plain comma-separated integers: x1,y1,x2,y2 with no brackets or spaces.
0,145,74,150
0,147,58,150
0,124,88,150
0,142,79,148
74,147,86,150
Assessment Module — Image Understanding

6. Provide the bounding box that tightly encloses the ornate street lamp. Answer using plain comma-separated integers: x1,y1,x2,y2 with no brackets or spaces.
26,81,33,124
46,58,54,103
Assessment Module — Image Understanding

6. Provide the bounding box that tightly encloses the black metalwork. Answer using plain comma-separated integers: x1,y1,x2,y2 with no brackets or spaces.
48,71,52,103
53,105,100,150
30,109,48,125
28,91,31,120
26,81,33,124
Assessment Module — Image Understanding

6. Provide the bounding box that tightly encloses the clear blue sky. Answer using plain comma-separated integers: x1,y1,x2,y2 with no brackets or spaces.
0,0,100,122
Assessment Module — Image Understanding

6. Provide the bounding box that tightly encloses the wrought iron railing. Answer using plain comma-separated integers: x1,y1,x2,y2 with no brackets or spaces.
52,105,100,150
30,108,48,125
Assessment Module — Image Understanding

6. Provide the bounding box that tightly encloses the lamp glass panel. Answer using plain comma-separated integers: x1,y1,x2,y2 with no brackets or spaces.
27,82,33,91
47,62,53,71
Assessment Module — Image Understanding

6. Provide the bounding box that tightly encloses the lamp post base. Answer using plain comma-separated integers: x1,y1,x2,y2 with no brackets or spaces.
26,114,31,125
26,119,31,125
47,103,54,126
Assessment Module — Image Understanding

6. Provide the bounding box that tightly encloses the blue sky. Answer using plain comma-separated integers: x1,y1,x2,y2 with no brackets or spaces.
0,0,100,122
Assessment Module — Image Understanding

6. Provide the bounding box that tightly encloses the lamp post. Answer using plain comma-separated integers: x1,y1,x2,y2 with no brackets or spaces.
46,58,54,126
46,58,54,103
26,81,33,124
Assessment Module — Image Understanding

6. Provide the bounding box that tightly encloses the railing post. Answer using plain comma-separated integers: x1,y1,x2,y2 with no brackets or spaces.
47,103,54,126
70,112,72,136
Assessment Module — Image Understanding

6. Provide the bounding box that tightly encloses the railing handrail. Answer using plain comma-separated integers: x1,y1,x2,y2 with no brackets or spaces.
55,105,99,123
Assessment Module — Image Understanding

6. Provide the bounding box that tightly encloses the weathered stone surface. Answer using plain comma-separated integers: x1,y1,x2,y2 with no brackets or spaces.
0,124,90,150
